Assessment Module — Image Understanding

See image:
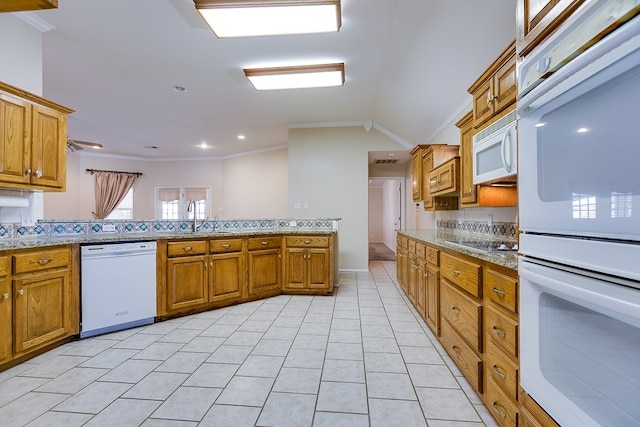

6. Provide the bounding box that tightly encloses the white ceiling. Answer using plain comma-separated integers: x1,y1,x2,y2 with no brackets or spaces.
30,0,516,160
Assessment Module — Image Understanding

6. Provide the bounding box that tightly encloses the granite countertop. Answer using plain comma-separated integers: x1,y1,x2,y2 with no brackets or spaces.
399,229,518,270
0,229,336,251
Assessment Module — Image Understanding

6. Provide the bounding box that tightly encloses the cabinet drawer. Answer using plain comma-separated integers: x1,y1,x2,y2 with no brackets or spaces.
210,238,243,253
12,248,70,274
285,236,328,248
167,240,207,257
397,234,408,249
486,305,519,359
441,252,482,297
441,280,482,353
441,320,482,393
415,242,425,258
0,256,8,277
425,245,439,267
486,343,518,402
249,236,282,251
486,377,518,427
486,267,518,313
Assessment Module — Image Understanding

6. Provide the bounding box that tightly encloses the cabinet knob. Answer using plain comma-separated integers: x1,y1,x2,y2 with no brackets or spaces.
38,258,52,266
492,325,506,338
183,246,192,252
35,170,42,178
451,269,460,277
17,289,24,296
222,244,231,249
25,168,32,176
451,306,460,314
1,292,8,300
451,345,461,355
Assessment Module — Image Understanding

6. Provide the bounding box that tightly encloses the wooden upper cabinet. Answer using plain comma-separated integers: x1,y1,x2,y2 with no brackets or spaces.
0,81,72,191
468,42,517,129
456,112,476,206
516,0,586,57
0,0,58,13
410,145,429,201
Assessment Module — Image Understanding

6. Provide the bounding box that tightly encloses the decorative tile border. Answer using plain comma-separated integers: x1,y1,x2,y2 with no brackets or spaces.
437,219,518,238
0,218,340,239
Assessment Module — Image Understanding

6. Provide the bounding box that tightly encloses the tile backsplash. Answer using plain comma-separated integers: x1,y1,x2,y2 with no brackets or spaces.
1,218,340,238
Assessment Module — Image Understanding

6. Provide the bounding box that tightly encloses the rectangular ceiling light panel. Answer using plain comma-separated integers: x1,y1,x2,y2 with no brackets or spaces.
244,63,345,90
194,0,341,38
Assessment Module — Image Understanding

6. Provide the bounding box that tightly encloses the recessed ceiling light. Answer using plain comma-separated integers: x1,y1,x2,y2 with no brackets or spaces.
173,86,187,93
237,135,246,140
194,0,341,38
244,63,345,90
199,142,209,149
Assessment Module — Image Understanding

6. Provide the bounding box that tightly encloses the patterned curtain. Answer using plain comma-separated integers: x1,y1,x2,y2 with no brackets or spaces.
93,171,139,219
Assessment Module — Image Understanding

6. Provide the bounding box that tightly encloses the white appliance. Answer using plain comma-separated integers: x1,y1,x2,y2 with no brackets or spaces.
80,241,157,338
517,1,640,426
472,109,517,185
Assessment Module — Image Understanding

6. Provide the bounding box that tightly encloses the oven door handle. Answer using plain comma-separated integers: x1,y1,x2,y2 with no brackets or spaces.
519,259,640,327
502,126,513,173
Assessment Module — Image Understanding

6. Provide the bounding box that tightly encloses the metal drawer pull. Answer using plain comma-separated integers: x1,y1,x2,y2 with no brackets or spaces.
428,253,434,259
491,287,506,297
492,326,506,338
304,240,311,244
451,306,461,314
492,364,507,378
492,402,507,418
222,244,231,249
451,345,461,355
451,269,460,277
184,246,192,252
17,289,24,295
2,293,8,300
261,241,269,245
38,258,52,266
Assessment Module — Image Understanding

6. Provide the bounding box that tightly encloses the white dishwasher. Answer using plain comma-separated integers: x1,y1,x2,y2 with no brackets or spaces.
80,241,157,338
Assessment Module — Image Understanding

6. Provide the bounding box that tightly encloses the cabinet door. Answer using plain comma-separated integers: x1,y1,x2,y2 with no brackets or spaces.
209,252,243,303
408,254,418,305
472,78,494,128
284,247,305,290
458,112,477,205
31,104,66,189
248,248,281,296
415,259,426,320
167,255,208,312
493,57,517,115
13,269,70,354
425,264,440,335
397,247,408,293
422,150,434,209
0,93,31,185
411,152,422,201
0,278,11,364
307,248,330,290
517,0,585,56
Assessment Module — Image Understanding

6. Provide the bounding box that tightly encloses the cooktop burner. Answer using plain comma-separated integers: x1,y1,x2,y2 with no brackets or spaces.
446,239,519,253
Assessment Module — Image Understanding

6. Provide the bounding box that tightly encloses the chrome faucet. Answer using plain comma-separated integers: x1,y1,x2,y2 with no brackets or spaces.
186,200,203,232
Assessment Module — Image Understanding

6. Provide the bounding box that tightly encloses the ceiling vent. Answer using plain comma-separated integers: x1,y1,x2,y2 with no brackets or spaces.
373,159,399,164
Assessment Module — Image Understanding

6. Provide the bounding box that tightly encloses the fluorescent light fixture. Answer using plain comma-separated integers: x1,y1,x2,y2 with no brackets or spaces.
194,0,341,38
244,63,345,90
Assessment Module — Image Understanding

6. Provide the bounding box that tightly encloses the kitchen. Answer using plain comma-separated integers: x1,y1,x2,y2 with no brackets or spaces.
1,0,640,427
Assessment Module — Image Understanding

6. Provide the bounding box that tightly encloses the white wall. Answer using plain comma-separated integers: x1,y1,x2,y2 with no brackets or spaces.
288,126,405,271
43,148,289,220
382,179,400,252
0,14,43,95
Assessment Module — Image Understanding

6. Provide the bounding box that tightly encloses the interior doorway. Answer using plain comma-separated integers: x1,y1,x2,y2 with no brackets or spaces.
368,177,404,261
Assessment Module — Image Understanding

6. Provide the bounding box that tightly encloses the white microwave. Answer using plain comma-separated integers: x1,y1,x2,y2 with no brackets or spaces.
472,109,517,185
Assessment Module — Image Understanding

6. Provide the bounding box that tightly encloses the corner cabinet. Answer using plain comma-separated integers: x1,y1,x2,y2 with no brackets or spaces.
0,81,73,191
284,235,334,295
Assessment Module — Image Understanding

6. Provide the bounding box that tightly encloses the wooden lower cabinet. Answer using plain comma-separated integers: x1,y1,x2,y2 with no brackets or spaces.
283,235,333,294
0,246,78,369
248,248,281,298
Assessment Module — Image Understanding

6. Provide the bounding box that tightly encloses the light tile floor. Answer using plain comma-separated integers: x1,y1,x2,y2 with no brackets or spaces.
0,261,499,427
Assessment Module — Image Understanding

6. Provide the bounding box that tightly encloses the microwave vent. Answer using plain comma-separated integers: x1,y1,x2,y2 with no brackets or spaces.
374,159,399,164
473,109,517,142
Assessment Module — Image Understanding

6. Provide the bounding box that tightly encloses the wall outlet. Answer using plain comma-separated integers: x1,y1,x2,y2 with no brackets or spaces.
21,216,35,227
288,220,297,227
102,223,117,232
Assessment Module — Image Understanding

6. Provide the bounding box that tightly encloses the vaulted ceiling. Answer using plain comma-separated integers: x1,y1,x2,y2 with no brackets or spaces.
32,0,516,159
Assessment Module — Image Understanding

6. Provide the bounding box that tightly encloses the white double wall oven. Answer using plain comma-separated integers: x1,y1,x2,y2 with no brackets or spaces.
517,1,640,426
